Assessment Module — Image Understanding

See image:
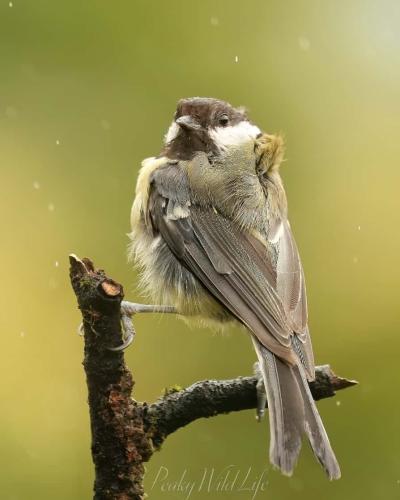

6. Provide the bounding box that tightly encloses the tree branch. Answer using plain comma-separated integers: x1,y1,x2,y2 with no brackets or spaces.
69,255,357,500
145,366,356,448
69,255,152,500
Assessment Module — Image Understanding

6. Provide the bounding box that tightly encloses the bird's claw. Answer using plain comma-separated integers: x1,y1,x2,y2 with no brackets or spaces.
253,361,267,422
77,301,176,351
106,301,176,351
107,302,137,351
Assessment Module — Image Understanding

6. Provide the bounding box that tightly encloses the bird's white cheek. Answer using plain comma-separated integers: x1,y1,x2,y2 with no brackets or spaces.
209,121,261,150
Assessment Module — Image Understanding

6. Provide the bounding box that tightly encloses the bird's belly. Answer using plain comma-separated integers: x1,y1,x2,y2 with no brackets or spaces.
130,232,234,325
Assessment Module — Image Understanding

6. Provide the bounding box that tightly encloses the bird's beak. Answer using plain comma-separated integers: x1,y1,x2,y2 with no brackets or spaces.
176,115,201,131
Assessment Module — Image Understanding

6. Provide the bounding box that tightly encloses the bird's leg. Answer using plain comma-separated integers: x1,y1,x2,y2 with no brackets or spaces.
120,301,177,316
107,301,178,352
253,361,268,422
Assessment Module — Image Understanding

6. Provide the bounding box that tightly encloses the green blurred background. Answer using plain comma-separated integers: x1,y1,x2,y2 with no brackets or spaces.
1,1,399,498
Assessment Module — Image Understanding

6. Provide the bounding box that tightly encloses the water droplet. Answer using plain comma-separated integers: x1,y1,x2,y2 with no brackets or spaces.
357,225,361,231
55,139,60,145
33,181,40,190
336,400,341,406
48,203,55,212
210,16,219,26
20,331,25,338
9,2,13,7
298,36,311,51
55,261,59,267
234,55,239,63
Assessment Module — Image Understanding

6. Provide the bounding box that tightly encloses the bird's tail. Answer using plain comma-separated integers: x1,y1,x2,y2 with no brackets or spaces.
252,338,341,479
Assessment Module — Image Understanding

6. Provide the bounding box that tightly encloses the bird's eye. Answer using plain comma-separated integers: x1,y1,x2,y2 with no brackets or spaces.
218,114,229,127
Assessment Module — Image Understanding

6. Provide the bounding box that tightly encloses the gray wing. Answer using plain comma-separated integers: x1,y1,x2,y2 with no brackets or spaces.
149,164,312,372
271,218,314,377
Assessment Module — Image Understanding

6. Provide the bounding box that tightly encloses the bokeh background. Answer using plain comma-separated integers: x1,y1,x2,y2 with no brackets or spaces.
1,1,399,499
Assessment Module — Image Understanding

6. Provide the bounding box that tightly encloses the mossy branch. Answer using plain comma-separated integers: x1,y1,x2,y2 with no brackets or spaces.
69,255,357,500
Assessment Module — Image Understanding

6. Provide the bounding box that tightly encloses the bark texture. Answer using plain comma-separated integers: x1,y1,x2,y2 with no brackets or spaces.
69,255,357,500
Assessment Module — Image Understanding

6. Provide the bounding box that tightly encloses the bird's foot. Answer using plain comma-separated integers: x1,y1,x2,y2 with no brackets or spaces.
107,301,177,352
253,361,268,422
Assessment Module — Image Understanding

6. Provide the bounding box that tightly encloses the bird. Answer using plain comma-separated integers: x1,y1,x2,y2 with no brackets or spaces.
128,97,341,479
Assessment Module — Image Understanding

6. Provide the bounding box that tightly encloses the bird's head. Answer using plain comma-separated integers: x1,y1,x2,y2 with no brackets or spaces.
163,97,261,160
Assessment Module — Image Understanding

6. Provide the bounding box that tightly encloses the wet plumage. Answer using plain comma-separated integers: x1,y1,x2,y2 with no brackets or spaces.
129,97,340,479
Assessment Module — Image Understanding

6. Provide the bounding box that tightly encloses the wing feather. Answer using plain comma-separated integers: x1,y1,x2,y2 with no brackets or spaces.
148,164,313,371
274,220,314,377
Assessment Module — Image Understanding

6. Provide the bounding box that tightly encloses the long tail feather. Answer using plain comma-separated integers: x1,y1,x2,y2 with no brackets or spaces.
252,337,341,479
294,362,341,479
